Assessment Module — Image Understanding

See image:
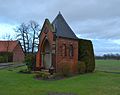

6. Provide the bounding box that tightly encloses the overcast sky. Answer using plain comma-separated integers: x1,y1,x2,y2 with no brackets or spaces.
0,0,120,55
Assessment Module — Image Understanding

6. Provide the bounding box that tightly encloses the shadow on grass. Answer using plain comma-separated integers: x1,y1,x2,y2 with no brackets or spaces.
48,92,77,95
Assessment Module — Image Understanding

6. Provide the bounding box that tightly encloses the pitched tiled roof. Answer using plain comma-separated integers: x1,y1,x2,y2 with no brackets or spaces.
0,40,18,52
52,12,78,39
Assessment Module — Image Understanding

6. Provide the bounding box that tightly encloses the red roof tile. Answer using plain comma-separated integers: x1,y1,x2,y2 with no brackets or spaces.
0,40,18,52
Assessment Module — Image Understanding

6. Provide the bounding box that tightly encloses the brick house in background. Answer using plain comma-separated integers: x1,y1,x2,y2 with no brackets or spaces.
36,12,95,73
0,40,24,62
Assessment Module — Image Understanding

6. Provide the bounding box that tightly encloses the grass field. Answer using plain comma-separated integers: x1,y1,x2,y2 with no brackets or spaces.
0,60,120,95
96,60,120,72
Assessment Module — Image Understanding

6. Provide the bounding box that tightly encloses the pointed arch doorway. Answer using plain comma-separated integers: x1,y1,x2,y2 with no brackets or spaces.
41,39,52,69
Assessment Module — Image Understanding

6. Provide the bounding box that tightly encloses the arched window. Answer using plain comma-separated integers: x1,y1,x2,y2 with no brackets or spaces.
62,44,67,57
69,45,73,58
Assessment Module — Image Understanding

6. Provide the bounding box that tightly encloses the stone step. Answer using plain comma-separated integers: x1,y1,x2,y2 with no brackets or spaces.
41,69,49,72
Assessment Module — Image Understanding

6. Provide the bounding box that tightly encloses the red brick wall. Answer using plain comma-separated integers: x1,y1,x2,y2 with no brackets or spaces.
36,21,55,68
56,37,78,73
13,44,25,62
36,20,78,73
36,31,78,73
36,52,40,69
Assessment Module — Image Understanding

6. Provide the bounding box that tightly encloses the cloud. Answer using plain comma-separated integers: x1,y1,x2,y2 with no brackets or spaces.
92,39,120,55
1,0,120,23
0,0,49,24
0,23,16,39
73,17,120,40
0,0,120,55
45,0,120,21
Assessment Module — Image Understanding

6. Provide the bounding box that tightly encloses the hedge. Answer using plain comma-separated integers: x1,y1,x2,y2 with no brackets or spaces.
77,61,86,74
24,53,36,71
78,39,95,73
0,52,13,63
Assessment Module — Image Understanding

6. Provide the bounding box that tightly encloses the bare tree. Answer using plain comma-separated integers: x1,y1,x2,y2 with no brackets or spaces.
2,33,12,62
15,23,28,54
2,33,13,53
15,21,40,54
29,21,40,53
2,33,12,40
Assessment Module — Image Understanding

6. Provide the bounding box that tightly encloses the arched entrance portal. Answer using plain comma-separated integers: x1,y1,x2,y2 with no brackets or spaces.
41,39,52,69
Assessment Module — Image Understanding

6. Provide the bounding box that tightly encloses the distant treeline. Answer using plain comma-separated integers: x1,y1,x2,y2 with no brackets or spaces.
95,54,120,60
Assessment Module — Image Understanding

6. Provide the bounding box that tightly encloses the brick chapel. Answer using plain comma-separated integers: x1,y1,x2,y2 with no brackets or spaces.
36,12,95,73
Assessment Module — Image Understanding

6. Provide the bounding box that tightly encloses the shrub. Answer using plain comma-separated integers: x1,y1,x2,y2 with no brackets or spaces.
0,52,13,63
24,54,36,71
77,61,86,74
0,56,7,63
19,69,31,74
35,72,50,79
57,62,71,77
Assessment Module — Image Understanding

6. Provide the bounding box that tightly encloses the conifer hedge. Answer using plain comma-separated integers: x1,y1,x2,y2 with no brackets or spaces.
78,39,95,73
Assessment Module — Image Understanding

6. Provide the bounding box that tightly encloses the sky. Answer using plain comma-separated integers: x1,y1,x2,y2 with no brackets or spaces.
0,0,120,55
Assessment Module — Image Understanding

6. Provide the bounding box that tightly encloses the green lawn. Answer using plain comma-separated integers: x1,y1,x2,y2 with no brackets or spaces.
0,60,120,95
96,60,120,72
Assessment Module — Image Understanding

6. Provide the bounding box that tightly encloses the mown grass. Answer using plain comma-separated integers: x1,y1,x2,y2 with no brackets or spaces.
0,60,120,95
96,60,120,72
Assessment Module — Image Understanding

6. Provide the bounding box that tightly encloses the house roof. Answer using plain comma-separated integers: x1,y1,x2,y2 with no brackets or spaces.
0,40,19,52
52,12,78,39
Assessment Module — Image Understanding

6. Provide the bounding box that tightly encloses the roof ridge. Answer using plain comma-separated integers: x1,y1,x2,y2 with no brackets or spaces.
52,12,78,39
0,40,19,52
